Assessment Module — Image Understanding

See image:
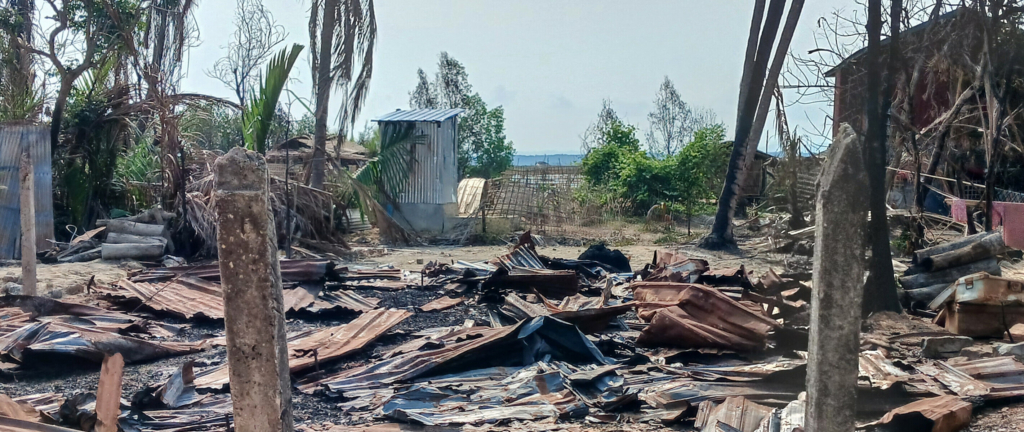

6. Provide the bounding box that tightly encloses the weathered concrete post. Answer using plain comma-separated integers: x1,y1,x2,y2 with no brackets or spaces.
213,147,293,432
806,124,869,432
19,150,36,296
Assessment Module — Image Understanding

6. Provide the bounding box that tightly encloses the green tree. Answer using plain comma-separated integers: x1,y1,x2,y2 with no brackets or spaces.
409,52,514,179
580,119,641,187
580,121,728,220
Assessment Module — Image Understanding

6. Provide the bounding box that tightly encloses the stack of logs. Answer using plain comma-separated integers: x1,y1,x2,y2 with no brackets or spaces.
901,231,1010,309
56,209,175,263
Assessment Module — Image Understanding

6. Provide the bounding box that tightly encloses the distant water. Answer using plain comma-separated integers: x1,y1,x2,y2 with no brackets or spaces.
514,154,583,166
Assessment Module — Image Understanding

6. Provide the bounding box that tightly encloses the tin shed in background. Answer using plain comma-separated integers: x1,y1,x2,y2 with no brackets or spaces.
373,108,463,233
0,123,54,259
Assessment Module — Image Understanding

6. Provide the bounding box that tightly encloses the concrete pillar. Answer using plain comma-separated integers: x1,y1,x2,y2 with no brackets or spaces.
213,147,293,432
19,151,35,296
806,124,869,432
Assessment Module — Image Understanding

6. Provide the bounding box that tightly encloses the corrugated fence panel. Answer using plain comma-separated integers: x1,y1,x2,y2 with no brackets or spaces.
0,124,54,259
398,119,457,205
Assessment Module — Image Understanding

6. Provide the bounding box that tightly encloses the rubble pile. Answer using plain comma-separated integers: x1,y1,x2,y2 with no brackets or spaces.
2,232,1024,431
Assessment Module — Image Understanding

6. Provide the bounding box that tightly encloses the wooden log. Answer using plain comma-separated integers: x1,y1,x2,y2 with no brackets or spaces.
105,232,166,246
903,283,949,309
913,231,998,264
920,233,1008,272
101,243,165,260
102,219,166,237
19,151,36,296
59,247,102,263
898,258,1001,290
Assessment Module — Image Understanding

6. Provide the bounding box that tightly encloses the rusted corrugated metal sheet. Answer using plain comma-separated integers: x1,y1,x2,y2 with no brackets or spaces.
859,350,909,390
915,361,992,398
695,396,774,432
298,316,610,395
197,309,410,390
1,321,204,364
289,308,411,373
636,284,780,352
949,357,1024,399
495,243,546,270
0,124,54,259
130,259,334,283
314,290,380,313
107,277,224,320
863,395,971,432
0,307,32,338
420,296,463,312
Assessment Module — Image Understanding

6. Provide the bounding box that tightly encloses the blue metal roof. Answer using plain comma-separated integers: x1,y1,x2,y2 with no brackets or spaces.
373,108,465,122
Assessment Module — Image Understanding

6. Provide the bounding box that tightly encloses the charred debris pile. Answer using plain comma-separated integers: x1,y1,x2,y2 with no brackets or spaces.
2,232,1024,431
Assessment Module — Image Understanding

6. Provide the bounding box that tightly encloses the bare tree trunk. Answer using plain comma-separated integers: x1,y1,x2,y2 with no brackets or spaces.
735,0,766,123
310,0,339,190
49,79,74,148
861,0,903,316
701,0,787,249
740,0,805,190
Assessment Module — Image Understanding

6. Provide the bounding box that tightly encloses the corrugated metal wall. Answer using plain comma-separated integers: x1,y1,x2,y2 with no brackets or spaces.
0,124,55,259
397,118,458,205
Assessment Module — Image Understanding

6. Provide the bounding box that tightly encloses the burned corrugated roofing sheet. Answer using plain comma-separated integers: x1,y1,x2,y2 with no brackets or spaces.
290,308,411,373
130,259,334,283
107,277,224,320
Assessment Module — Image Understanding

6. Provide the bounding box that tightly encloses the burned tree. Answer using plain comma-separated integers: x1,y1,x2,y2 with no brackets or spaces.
701,0,804,249
206,0,287,106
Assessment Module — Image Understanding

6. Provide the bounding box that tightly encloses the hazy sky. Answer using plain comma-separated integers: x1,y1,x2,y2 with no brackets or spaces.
181,0,851,155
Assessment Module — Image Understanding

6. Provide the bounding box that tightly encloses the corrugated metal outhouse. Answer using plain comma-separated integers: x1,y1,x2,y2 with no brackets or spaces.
373,108,463,232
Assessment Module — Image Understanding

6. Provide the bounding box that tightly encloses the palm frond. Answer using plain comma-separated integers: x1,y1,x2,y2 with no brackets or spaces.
243,44,304,153
355,122,424,206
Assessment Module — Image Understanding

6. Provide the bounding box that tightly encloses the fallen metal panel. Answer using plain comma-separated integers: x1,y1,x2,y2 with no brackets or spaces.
313,290,381,313
130,259,334,283
0,308,32,338
289,308,411,373
641,379,803,409
695,396,774,432
284,286,380,314
419,296,463,312
915,361,991,398
3,322,204,364
299,317,610,395
0,296,131,320
495,243,546,270
282,285,319,312
862,395,971,432
636,284,781,351
859,350,909,390
106,277,224,320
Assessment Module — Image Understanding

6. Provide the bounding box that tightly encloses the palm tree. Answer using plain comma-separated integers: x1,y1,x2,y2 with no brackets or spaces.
243,44,304,153
701,0,802,249
308,0,377,189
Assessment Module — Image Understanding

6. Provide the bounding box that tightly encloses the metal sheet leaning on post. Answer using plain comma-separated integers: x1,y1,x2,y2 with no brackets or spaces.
806,124,870,432
212,147,294,432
